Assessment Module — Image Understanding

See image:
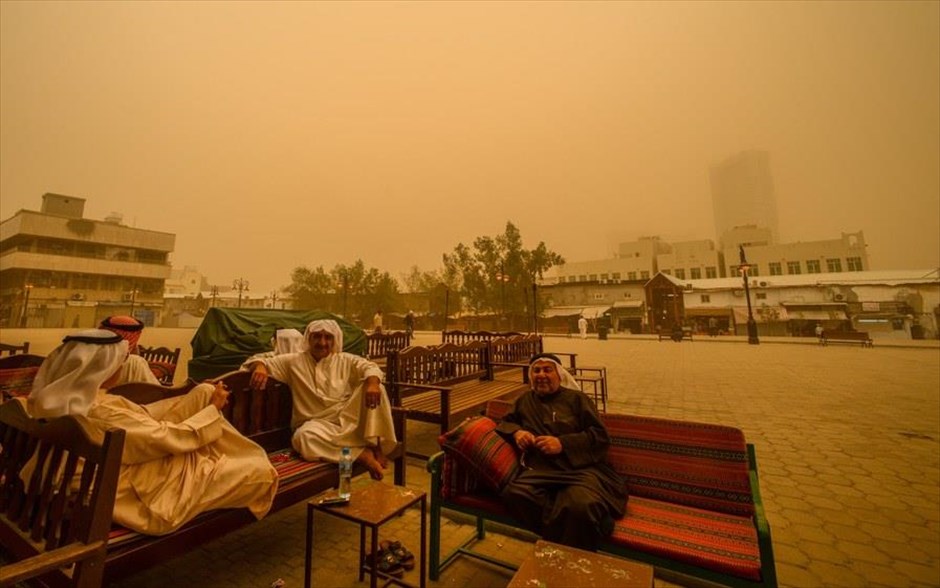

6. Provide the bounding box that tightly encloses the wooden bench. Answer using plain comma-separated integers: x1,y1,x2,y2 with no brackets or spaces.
0,342,30,356
821,330,873,347
0,354,45,402
441,330,523,345
1,400,125,588
366,330,413,364
658,327,694,342
97,370,408,583
385,342,529,451
427,400,778,588
137,345,182,385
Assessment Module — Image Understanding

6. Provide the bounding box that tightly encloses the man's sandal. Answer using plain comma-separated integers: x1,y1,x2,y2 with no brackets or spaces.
366,548,404,578
381,540,415,571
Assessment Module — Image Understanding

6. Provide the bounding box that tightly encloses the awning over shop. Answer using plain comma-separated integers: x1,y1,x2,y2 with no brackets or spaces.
786,309,848,321
733,306,789,323
541,305,611,319
684,307,733,318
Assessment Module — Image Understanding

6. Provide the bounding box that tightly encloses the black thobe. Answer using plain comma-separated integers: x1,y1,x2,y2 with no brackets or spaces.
496,387,627,550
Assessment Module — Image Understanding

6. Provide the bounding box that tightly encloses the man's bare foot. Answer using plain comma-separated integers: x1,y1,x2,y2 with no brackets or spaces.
370,446,389,468
356,450,384,480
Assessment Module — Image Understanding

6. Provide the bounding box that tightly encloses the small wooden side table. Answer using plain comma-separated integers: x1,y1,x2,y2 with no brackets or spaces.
305,482,426,588
507,540,653,588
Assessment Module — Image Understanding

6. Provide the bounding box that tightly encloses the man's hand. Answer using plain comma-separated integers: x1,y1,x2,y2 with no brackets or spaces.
210,382,230,411
364,376,381,409
513,429,536,451
249,363,269,391
533,435,562,455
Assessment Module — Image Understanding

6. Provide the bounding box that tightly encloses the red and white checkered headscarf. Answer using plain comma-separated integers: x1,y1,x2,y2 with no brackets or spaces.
99,315,145,353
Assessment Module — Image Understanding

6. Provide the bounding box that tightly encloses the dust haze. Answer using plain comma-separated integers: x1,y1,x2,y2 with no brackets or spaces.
2,1,937,294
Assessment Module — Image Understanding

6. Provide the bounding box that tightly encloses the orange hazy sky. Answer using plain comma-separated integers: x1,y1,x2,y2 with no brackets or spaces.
2,1,938,294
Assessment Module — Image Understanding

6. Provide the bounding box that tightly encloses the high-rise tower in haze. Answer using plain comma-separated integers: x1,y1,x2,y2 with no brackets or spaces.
710,150,779,246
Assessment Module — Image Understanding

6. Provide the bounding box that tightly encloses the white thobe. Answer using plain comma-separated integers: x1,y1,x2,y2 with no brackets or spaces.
114,354,161,386
261,351,397,462
85,383,278,535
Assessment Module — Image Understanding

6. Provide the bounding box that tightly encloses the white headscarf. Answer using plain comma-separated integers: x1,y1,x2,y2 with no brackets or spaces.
28,329,129,418
303,319,344,354
528,353,582,392
272,328,306,354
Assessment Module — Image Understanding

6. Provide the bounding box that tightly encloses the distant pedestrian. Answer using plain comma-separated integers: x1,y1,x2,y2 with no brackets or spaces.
815,323,824,343
404,310,415,336
373,310,383,334
708,317,718,337
578,315,588,339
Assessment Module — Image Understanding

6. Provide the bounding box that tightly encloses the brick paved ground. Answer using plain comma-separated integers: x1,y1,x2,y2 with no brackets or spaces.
3,329,938,587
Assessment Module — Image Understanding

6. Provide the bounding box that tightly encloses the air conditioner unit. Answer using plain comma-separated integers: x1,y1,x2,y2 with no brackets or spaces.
759,281,768,287
71,293,85,301
833,293,845,302
733,289,744,297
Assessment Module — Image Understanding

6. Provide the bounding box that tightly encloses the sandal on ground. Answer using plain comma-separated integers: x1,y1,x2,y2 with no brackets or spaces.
366,548,404,578
381,540,415,570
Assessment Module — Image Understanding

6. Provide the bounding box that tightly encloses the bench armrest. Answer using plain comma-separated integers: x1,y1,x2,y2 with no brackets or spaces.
0,539,105,586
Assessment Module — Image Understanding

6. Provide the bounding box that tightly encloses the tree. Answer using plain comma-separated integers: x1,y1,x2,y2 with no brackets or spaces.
287,260,400,323
442,222,563,321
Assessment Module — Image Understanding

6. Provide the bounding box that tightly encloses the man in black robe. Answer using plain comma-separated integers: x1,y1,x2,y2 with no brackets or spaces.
496,353,627,550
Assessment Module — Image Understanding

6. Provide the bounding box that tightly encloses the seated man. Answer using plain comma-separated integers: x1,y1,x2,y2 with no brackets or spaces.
26,329,278,536
246,319,396,479
496,353,627,551
99,315,161,386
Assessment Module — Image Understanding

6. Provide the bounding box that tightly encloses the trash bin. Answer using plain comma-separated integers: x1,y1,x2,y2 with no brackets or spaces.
597,326,608,340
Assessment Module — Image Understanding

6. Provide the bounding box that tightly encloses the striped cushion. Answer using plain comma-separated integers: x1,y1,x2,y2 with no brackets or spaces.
267,448,328,483
605,414,754,517
0,366,39,400
439,416,520,493
611,496,762,581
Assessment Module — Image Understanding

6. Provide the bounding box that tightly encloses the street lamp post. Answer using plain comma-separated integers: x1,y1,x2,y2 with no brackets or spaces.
210,286,220,308
738,245,760,345
233,278,250,308
128,287,140,317
270,290,279,309
20,283,33,327
496,263,510,327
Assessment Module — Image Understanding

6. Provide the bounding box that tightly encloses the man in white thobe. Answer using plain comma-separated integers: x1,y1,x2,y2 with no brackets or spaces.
26,329,278,535
246,319,396,480
100,314,161,386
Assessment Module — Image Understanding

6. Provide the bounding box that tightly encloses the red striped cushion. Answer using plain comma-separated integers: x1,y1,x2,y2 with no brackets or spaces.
610,496,762,581
0,366,39,400
267,448,329,483
439,416,520,493
604,414,754,517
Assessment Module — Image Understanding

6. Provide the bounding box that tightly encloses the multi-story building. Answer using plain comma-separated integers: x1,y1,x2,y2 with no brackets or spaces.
655,239,722,281
722,228,870,278
0,193,175,327
710,150,780,244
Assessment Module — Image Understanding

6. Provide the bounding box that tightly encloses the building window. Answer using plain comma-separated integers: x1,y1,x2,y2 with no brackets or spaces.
768,262,782,276
640,271,650,279
807,259,821,274
690,268,701,279
662,269,671,275
756,292,767,300
750,266,759,277
675,269,686,279
826,258,842,272
589,274,598,281
593,293,605,300
847,257,863,271
705,267,717,279
787,261,801,275
558,276,566,283
579,275,587,282
627,272,637,281
700,294,711,303
612,272,621,280
600,273,609,281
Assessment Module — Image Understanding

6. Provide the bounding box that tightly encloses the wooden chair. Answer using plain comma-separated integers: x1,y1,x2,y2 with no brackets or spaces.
0,354,45,402
137,345,182,386
0,342,30,356
0,400,125,588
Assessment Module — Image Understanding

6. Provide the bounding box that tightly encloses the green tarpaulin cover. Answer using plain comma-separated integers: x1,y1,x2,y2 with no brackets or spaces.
188,308,367,381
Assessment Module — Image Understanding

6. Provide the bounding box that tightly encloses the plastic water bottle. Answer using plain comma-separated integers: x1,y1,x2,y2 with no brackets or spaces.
338,447,353,499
